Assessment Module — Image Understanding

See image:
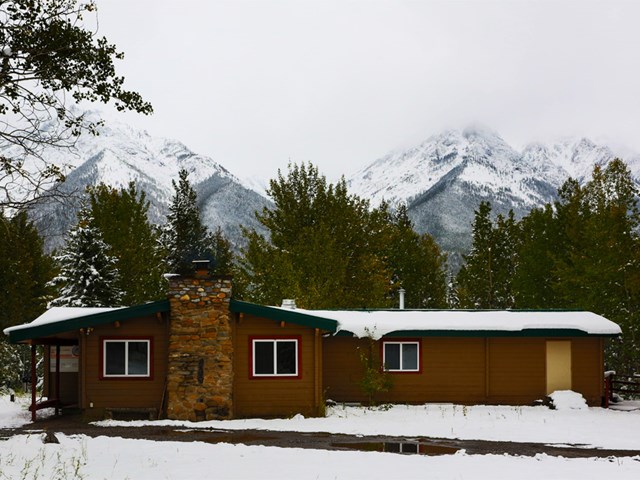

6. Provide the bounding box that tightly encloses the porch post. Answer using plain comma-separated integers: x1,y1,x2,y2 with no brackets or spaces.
30,344,36,422
55,344,61,415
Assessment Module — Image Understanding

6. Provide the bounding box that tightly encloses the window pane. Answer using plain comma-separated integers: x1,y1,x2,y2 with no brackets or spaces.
385,343,400,370
402,343,418,370
276,341,297,374
105,342,125,375
128,342,149,375
254,341,274,374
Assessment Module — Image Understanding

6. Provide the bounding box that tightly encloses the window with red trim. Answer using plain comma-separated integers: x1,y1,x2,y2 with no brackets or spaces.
382,340,420,372
251,338,299,377
103,338,151,378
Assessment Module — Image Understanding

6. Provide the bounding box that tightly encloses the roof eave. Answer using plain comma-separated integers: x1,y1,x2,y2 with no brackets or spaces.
6,300,171,344
230,299,339,332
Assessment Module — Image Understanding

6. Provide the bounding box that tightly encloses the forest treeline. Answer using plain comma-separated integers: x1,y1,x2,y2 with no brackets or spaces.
1,159,639,387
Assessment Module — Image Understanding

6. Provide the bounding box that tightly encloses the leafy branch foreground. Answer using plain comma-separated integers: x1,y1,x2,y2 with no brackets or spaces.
0,0,152,208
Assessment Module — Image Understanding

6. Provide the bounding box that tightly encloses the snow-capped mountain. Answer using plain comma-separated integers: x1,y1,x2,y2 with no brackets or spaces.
348,129,639,254
20,111,270,250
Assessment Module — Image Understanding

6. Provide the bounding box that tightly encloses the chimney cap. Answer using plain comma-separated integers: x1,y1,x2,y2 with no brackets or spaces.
192,259,211,277
192,259,210,267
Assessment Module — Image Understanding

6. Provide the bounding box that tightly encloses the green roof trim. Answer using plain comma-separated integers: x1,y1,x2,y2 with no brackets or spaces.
334,329,618,338
7,300,170,344
230,299,339,332
381,329,619,338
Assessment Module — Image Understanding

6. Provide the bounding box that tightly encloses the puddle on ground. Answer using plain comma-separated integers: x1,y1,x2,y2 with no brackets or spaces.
332,441,459,456
159,428,272,444
202,434,272,444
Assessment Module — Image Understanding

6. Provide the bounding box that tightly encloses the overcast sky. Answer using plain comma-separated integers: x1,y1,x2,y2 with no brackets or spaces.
96,0,640,183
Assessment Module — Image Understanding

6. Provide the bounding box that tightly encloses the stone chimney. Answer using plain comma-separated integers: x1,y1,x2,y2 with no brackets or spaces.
166,260,233,421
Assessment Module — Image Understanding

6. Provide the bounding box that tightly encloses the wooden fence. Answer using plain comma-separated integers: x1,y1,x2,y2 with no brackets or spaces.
604,372,640,407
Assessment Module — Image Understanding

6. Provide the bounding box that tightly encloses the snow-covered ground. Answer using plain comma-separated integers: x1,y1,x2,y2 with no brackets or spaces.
2,393,640,479
95,393,640,451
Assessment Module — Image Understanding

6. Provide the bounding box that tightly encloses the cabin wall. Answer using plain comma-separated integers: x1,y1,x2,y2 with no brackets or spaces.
323,336,604,406
81,314,169,416
323,337,486,404
571,337,604,406
233,313,323,418
486,338,546,404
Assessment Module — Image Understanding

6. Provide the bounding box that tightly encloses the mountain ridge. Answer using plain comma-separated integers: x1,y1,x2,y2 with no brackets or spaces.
348,128,640,254
5,112,637,260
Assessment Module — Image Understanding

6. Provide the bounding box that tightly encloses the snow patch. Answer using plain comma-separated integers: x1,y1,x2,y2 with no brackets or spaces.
549,391,588,411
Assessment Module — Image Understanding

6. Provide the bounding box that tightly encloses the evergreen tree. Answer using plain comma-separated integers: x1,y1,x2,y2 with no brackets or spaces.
456,202,496,308
0,210,55,330
88,183,165,305
491,211,519,307
456,203,518,309
161,169,231,274
210,227,235,276
238,163,391,308
0,210,54,389
385,204,448,308
552,160,640,371
512,205,559,308
49,208,122,307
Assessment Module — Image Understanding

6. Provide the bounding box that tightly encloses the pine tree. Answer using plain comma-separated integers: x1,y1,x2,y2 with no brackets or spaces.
49,208,122,307
512,205,558,308
0,210,54,389
553,160,640,371
88,183,165,305
384,204,448,308
210,227,234,275
491,210,519,308
0,210,55,330
161,169,228,274
456,203,519,309
456,202,495,308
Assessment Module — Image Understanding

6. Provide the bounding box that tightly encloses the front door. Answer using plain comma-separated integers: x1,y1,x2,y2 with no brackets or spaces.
546,340,572,394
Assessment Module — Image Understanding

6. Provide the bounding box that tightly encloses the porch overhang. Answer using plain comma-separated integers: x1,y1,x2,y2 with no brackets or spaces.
4,300,170,344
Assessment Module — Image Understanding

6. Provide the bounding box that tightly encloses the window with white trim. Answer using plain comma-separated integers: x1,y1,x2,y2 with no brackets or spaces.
252,338,298,377
383,341,420,372
103,339,150,377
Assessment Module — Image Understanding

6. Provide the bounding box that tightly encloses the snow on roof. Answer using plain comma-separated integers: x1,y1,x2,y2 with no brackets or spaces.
3,307,122,335
284,308,621,339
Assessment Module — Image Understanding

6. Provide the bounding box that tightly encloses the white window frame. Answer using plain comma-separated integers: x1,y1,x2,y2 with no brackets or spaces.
251,338,299,377
103,339,151,378
382,340,420,372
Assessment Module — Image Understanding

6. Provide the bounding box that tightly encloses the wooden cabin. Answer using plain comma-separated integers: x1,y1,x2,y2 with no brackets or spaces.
232,303,618,408
3,272,621,421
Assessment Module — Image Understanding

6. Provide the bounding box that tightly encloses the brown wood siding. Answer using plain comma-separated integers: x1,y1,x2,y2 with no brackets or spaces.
323,337,486,404
323,337,369,403
571,337,604,406
82,315,169,411
415,337,486,402
233,314,321,418
324,336,605,406
487,338,546,404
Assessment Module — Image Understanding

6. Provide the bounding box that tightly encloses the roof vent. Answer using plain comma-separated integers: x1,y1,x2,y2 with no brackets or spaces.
281,299,297,309
398,288,406,310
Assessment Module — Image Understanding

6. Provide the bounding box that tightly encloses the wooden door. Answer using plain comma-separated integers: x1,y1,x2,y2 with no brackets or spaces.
546,340,572,394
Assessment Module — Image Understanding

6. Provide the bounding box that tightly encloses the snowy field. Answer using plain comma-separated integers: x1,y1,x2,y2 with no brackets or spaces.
2,394,640,479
